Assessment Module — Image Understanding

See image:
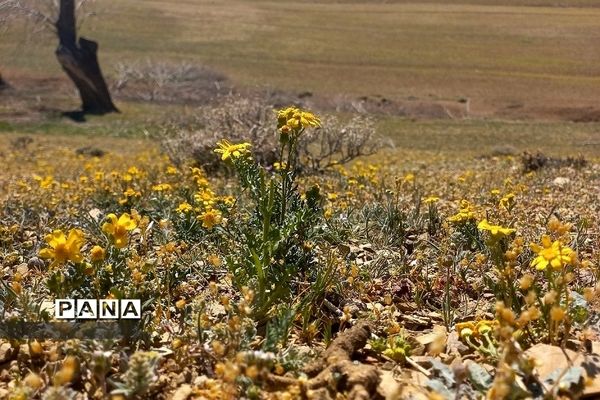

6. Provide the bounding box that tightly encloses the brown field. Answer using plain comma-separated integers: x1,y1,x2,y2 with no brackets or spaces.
2,0,600,122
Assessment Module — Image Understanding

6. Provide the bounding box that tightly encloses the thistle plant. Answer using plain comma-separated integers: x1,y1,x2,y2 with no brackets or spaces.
524,229,578,345
477,218,521,311
487,217,582,346
111,351,159,397
214,107,323,322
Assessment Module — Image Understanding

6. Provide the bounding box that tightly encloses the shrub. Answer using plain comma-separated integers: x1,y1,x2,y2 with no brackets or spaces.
521,151,587,173
213,106,325,321
158,95,386,174
113,60,229,103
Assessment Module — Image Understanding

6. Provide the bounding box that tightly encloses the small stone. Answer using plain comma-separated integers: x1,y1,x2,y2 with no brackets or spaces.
76,146,106,157
27,257,45,269
378,370,401,399
172,384,193,400
0,343,15,363
553,177,570,187
16,263,29,277
193,375,209,386
338,244,351,257
88,208,102,221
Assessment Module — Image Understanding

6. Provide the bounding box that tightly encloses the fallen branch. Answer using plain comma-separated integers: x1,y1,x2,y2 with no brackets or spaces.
263,321,382,399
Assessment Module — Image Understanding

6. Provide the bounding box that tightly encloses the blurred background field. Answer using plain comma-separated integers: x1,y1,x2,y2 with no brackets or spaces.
1,0,600,158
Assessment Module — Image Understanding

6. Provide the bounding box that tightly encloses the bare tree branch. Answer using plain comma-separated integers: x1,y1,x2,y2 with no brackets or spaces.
0,0,94,34
0,0,55,32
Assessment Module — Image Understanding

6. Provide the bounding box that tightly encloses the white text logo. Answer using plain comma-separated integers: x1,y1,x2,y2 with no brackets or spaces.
54,299,141,320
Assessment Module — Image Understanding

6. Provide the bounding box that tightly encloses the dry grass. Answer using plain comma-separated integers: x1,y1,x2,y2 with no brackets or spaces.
379,117,600,158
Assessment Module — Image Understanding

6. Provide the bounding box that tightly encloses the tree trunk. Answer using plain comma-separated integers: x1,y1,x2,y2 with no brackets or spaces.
0,71,7,90
55,0,117,114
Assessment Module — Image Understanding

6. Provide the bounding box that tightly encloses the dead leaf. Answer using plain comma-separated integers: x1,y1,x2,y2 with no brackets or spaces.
446,331,469,357
171,384,193,400
0,342,15,363
88,208,102,221
525,343,600,397
415,325,447,356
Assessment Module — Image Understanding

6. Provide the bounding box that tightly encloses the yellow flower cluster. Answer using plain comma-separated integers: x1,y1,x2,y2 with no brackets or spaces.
530,235,575,271
448,200,478,223
477,219,515,238
273,161,287,171
182,167,227,230
102,212,137,249
39,229,84,268
176,202,193,214
423,196,440,204
276,106,321,133
457,319,499,339
214,140,252,161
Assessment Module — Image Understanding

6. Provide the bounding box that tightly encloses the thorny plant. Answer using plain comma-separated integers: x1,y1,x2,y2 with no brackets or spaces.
213,106,324,322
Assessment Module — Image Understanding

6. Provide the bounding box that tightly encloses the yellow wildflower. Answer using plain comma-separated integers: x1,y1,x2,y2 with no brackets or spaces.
273,162,287,171
90,245,106,262
123,188,141,198
477,219,516,238
102,213,137,249
530,235,574,271
277,106,321,131
208,254,222,267
456,321,476,338
39,229,84,268
327,192,339,202
195,189,217,207
127,166,142,177
34,175,54,189
152,183,172,192
221,196,236,206
423,196,440,204
199,208,222,229
176,202,193,214
475,320,498,335
214,140,251,161
499,193,516,210
448,200,477,223
547,217,572,236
